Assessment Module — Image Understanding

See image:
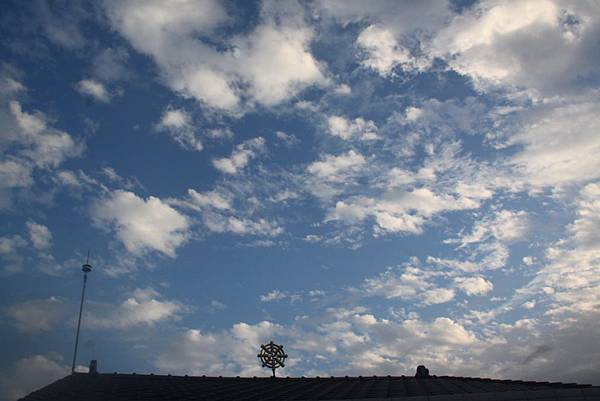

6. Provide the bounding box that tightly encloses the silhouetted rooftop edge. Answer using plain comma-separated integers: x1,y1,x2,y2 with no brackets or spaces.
19,371,600,401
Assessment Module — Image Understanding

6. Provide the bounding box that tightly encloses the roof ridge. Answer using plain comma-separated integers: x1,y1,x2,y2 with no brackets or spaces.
76,372,594,387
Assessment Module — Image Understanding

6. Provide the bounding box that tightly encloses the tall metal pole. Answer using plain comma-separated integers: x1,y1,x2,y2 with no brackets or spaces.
71,253,92,374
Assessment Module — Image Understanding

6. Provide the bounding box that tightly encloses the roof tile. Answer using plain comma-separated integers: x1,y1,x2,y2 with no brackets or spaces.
18,373,598,401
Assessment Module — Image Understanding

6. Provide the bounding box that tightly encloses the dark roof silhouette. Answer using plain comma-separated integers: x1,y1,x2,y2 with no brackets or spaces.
19,372,600,401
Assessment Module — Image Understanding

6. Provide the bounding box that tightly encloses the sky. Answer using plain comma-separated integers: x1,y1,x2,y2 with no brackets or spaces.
1,0,600,399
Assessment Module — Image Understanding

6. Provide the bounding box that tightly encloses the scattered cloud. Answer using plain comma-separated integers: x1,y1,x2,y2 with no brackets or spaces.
7,101,83,169
431,0,600,97
275,131,299,147
26,221,52,250
212,137,265,174
104,0,328,112
87,288,184,329
260,290,301,303
326,187,484,236
333,83,351,95
4,297,67,333
454,276,494,296
207,128,234,140
209,300,226,311
502,183,600,317
90,190,190,257
92,47,130,82
307,150,366,181
446,210,529,248
155,107,202,151
0,234,27,273
0,355,69,401
327,115,378,141
75,79,111,102
184,189,232,211
260,290,290,302
508,101,600,190
155,321,283,376
3,0,600,386
356,24,427,76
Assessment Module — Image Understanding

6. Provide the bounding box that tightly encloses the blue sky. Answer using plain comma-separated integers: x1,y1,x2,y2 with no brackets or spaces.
2,0,600,398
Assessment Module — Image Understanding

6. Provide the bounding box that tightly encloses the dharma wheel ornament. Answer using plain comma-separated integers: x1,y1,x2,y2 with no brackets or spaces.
257,341,288,377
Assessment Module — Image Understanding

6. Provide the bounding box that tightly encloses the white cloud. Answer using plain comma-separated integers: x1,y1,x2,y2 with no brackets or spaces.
454,276,494,296
356,25,427,76
259,290,304,303
4,297,66,333
327,115,378,140
403,317,477,345
203,214,283,237
92,47,130,82
185,189,232,211
333,83,351,95
1,94,81,205
316,0,451,38
150,301,600,381
8,101,83,169
103,0,235,110
327,187,483,235
155,107,202,151
91,190,190,257
423,288,456,305
212,137,265,174
0,235,27,255
432,209,528,275
0,74,24,94
260,290,287,302
508,101,600,189
76,79,110,102
105,0,327,112
231,21,328,107
567,183,600,251
26,221,52,250
522,300,536,309
0,234,27,273
154,305,483,378
210,300,226,311
87,288,183,329
307,150,366,181
169,184,283,238
207,128,234,140
429,240,509,273
361,263,456,306
426,256,480,273
431,0,600,97
0,355,69,401
275,131,299,146
488,183,600,321
446,209,529,247
405,106,423,121
300,125,495,244
522,256,535,266
31,1,88,49
0,159,33,190
155,321,283,376
385,166,435,188
326,200,371,224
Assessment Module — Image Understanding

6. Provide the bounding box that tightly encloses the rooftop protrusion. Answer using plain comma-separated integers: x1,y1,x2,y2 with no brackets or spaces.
88,360,98,375
415,365,430,378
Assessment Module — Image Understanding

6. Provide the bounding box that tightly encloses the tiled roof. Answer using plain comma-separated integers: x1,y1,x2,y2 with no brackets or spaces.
19,373,600,401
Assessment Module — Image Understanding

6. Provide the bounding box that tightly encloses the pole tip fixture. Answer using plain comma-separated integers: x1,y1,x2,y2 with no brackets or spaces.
82,249,92,273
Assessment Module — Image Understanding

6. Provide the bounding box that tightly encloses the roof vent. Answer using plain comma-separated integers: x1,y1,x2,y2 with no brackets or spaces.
415,365,429,378
89,360,98,375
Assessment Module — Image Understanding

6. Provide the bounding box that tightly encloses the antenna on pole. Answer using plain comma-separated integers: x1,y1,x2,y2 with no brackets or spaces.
71,250,92,374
